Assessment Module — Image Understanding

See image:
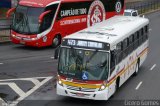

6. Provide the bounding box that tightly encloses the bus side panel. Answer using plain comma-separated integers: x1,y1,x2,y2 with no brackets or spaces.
107,68,117,98
54,1,91,38
117,57,133,87
117,40,149,88
139,40,149,67
54,0,125,39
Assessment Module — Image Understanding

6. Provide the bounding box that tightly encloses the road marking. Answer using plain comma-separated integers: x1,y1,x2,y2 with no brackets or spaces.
0,98,7,106
0,83,25,96
50,57,55,59
0,76,52,82
0,76,54,106
15,76,53,105
0,63,4,65
135,81,143,90
150,64,156,71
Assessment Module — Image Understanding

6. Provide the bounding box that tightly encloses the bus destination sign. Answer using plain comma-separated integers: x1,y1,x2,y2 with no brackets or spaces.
62,39,109,50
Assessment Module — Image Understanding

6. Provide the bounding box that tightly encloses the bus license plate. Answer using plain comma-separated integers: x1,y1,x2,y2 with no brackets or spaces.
20,41,25,44
76,93,84,97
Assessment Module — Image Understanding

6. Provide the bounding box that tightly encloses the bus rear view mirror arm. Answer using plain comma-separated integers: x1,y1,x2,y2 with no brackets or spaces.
39,10,51,24
6,8,16,18
54,46,60,59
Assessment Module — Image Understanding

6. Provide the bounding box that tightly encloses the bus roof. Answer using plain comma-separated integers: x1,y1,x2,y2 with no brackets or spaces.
19,0,91,7
64,15,149,48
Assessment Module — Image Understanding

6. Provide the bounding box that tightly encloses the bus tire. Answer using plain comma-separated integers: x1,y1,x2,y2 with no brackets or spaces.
134,61,139,76
52,35,61,48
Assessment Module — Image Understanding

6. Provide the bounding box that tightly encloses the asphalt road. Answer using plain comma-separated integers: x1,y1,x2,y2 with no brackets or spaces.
0,44,57,78
0,10,160,106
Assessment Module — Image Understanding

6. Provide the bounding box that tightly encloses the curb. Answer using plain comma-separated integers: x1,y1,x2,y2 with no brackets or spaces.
141,8,160,15
0,41,11,45
126,0,143,3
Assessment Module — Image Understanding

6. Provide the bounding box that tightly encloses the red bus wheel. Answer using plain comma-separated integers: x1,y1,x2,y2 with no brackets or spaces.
52,35,61,48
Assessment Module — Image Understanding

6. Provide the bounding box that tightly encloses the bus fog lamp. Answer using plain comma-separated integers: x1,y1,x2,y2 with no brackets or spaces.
31,38,37,40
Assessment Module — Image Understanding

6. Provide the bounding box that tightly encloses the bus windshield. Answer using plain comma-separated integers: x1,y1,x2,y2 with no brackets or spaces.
12,5,44,35
58,48,109,81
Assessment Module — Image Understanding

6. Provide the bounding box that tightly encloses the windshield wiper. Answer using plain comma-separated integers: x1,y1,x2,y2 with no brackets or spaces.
15,15,25,32
23,8,31,34
24,15,31,34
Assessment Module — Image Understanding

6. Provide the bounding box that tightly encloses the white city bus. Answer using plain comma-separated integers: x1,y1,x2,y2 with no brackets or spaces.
56,16,149,100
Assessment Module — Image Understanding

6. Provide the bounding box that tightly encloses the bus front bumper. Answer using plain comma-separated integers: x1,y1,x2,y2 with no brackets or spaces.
56,83,109,100
11,35,50,47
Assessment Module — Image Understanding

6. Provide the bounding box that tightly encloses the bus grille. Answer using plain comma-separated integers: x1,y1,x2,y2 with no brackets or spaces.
66,85,96,92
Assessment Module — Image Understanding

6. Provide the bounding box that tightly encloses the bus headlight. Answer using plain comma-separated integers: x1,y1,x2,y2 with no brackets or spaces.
99,85,106,91
31,38,37,40
12,34,16,37
58,80,63,86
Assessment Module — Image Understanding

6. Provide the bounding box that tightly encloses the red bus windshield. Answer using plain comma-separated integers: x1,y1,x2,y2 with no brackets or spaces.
12,5,44,35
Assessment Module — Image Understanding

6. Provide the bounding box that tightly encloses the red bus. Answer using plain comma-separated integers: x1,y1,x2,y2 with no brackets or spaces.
7,0,125,47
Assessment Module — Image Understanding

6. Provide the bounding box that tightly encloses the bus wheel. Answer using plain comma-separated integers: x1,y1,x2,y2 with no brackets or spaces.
52,35,61,48
134,62,139,76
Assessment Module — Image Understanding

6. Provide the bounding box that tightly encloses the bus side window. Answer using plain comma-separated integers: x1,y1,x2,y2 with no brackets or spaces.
141,28,144,43
40,4,58,32
136,31,140,46
144,27,147,42
145,25,149,40
139,29,143,45
128,35,134,54
133,33,137,49
116,42,123,63
132,34,135,50
122,38,128,58
145,25,149,33
110,50,116,74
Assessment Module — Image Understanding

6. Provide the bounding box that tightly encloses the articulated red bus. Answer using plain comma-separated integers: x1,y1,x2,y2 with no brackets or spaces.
7,0,125,47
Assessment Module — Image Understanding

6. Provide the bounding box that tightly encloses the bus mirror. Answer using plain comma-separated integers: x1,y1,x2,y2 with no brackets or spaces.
54,46,60,59
6,8,16,18
39,10,51,24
